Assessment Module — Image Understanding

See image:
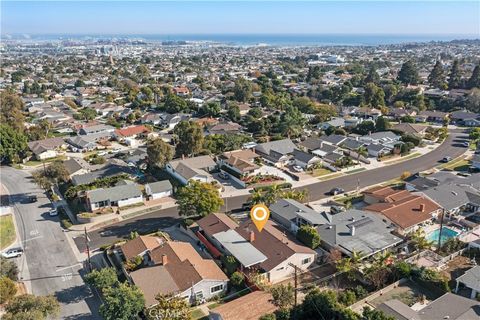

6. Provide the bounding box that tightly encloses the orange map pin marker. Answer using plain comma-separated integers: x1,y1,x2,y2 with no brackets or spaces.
250,204,270,232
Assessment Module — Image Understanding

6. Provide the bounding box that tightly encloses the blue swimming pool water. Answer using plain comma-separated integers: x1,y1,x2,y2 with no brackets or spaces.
426,227,459,244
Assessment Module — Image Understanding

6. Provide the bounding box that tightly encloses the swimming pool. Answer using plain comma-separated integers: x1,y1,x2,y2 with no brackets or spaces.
426,227,459,244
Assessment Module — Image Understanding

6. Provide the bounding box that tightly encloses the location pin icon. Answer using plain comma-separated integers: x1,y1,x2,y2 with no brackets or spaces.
250,204,270,232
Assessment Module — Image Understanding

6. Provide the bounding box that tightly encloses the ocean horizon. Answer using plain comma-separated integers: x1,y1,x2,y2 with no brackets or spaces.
3,33,479,46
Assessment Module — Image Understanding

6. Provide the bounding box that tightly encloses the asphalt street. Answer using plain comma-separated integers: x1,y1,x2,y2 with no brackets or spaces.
1,167,100,319
84,130,469,250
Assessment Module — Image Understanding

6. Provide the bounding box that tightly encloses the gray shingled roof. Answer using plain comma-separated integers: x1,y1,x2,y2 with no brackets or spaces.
270,198,329,226
255,139,297,157
456,266,480,293
87,183,142,203
146,180,172,194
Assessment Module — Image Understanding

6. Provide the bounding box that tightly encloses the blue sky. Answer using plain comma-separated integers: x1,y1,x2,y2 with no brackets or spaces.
1,1,479,35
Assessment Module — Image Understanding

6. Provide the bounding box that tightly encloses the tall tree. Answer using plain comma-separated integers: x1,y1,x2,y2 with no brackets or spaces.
173,121,204,157
0,124,28,164
428,61,445,88
99,283,145,320
227,104,241,122
364,83,385,107
85,268,119,293
233,77,252,102
0,276,17,304
147,138,173,169
0,92,25,132
176,180,224,217
397,60,419,85
270,284,295,309
364,67,380,84
467,64,480,89
448,60,462,89
200,102,221,117
375,116,390,132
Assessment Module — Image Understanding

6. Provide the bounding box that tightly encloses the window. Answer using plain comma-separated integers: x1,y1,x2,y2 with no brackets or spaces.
302,258,311,265
195,291,204,299
210,284,224,293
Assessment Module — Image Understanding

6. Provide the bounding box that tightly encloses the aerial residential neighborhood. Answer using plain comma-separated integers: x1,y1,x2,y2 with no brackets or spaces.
1,1,480,320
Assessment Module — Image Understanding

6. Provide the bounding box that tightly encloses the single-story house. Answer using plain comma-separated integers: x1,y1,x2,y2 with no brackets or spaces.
165,155,217,185
27,137,66,160
270,198,330,233
66,136,97,152
254,139,297,167
120,235,164,261
292,149,321,169
85,182,143,211
316,209,402,258
114,125,150,140
145,180,173,200
455,266,480,300
63,157,90,177
392,123,429,137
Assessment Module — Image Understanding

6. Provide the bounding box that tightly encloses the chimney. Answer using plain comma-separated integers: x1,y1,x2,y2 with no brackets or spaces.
249,230,255,242
350,225,356,236
161,254,168,265
420,204,425,212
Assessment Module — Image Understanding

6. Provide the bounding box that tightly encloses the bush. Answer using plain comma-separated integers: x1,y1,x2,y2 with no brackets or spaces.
184,218,194,227
338,290,357,306
221,255,239,276
296,225,321,249
230,271,245,288
352,285,368,300
0,276,17,304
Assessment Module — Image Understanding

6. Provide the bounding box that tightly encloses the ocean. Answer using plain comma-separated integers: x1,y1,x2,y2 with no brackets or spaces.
6,33,479,46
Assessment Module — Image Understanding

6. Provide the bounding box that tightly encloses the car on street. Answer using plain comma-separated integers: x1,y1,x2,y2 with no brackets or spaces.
2,248,24,259
462,142,470,147
441,156,452,163
329,187,345,196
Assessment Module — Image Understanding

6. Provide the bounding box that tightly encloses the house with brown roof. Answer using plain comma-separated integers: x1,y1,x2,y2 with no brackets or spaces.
364,189,441,235
196,213,316,284
120,235,163,261
165,155,217,185
218,149,260,184
27,137,66,160
392,123,429,137
363,186,412,205
129,241,228,306
209,290,278,320
114,125,150,140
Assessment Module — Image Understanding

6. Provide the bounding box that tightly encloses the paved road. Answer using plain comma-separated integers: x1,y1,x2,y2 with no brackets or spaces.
85,130,469,250
1,167,100,320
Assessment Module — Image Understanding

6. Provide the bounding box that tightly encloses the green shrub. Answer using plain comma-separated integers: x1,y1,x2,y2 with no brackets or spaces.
296,225,321,249
184,218,194,227
221,255,239,276
230,271,245,288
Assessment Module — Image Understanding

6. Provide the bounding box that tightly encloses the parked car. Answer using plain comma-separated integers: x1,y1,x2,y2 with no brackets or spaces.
329,187,345,196
2,248,23,259
49,208,58,217
441,156,452,163
462,142,470,147
218,172,229,180
293,165,304,172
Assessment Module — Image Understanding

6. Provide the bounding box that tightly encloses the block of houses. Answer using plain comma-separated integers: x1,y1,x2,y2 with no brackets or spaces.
196,213,316,284
129,241,228,306
208,291,278,320
165,155,217,185
269,198,330,233
27,137,66,160
254,139,297,167
85,182,143,211
316,209,402,258
145,180,173,200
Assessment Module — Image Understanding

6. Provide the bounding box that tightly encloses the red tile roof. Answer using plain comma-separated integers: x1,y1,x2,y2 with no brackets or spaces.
114,125,150,137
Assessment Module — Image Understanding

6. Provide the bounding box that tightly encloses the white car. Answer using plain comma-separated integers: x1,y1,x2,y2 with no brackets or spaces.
293,165,304,172
49,208,58,216
2,248,24,259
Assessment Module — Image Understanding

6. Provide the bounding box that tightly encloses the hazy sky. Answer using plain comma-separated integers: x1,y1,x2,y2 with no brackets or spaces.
2,1,479,35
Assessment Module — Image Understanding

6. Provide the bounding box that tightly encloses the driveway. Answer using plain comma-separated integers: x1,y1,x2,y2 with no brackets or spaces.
1,167,100,319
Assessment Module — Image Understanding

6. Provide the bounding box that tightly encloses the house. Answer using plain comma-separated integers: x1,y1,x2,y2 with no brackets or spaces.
363,186,412,205
162,113,191,129
269,198,330,233
404,173,440,191
319,134,347,147
254,139,297,167
359,131,401,145
341,138,365,151
416,110,447,123
85,182,143,211
218,149,260,177
209,291,278,320
63,157,90,177
367,144,392,158
166,155,217,185
378,293,480,320
129,241,228,306
78,124,115,136
173,86,189,97
140,112,162,125
292,149,321,169
66,136,97,152
316,209,402,258
196,213,316,283
420,183,480,215
364,191,441,235
27,137,66,160
208,122,243,135
392,123,429,137
114,125,150,140
455,266,480,300
145,180,173,200
318,117,345,130
71,162,135,186
450,111,480,126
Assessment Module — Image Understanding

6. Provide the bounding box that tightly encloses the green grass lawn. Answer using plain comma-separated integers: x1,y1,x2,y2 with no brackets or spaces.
439,157,470,171
24,155,66,166
308,168,333,177
384,152,421,165
190,308,207,320
0,215,16,250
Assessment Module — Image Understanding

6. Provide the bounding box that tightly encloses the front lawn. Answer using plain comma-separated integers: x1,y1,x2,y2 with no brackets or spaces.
0,214,16,250
308,168,333,177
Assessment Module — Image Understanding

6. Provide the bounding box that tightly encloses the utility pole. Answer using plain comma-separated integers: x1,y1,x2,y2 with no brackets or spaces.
85,227,92,272
288,263,298,307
